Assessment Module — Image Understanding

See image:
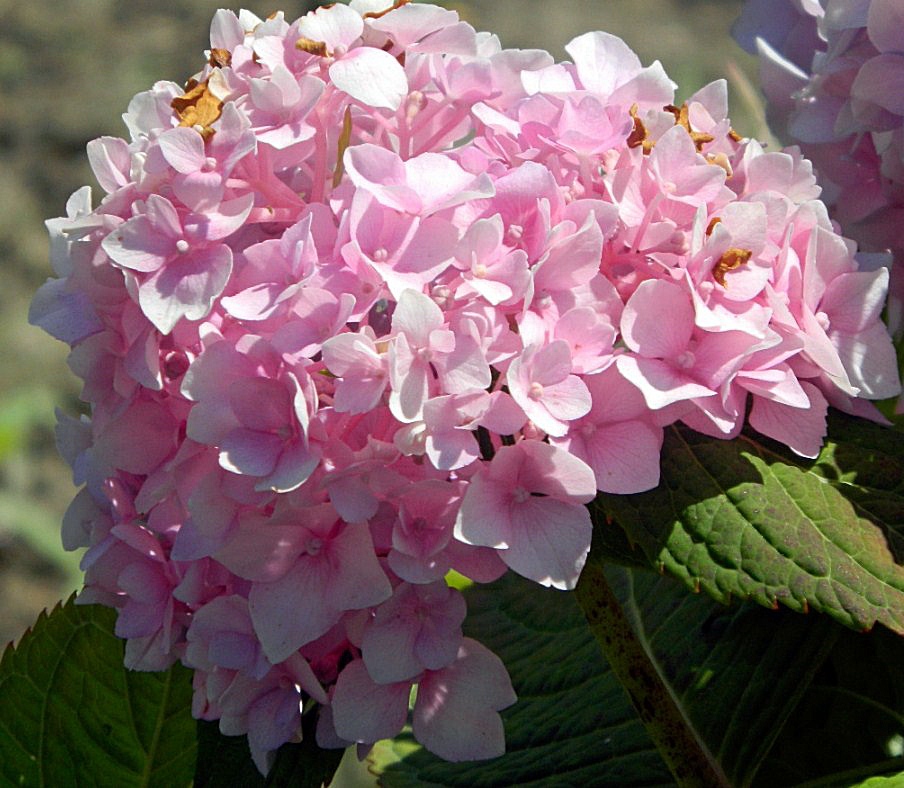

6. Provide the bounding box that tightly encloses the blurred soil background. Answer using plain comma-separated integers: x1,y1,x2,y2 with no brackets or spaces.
0,0,760,648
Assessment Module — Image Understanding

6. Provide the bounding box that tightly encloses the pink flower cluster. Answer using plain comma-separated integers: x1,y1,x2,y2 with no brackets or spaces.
32,1,900,773
734,0,904,336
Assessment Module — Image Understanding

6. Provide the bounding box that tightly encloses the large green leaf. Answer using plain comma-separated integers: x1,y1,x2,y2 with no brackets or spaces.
0,594,196,787
195,713,344,788
375,567,888,787
596,411,904,634
754,621,904,786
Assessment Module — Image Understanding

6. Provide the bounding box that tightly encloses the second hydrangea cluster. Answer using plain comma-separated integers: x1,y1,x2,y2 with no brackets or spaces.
32,0,900,772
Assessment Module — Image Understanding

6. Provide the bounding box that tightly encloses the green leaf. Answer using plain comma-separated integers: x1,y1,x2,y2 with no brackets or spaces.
195,711,344,788
605,566,838,786
195,721,266,788
375,567,876,787
596,412,904,634
0,594,196,787
754,622,904,786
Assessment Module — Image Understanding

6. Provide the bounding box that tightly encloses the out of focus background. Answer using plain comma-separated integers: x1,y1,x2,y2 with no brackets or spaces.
0,0,762,647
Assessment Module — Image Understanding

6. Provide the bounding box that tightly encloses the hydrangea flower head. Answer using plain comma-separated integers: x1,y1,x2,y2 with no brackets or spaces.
33,0,900,772
733,0,904,342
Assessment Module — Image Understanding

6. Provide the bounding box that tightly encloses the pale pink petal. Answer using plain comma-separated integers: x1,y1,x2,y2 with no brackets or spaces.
503,496,592,589
229,378,291,432
94,401,176,474
413,638,516,761
187,194,254,241
820,268,888,333
868,0,904,52
330,48,408,111
616,354,716,410
138,244,232,334
749,381,827,458
541,376,592,422
344,144,419,212
261,440,319,493
210,8,244,49
621,279,695,358
331,660,409,744
403,153,494,214
219,428,283,477
158,127,207,174
564,31,642,96
297,2,364,50
831,322,901,399
328,522,393,611
102,216,173,272
249,559,340,662
86,137,132,193
214,522,305,582
454,472,511,549
576,420,663,494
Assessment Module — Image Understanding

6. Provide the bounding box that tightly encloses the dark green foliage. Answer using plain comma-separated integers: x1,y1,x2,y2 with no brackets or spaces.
0,595,196,787
597,413,904,634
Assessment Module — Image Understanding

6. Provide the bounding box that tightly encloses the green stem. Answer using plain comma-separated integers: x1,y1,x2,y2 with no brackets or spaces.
574,560,730,788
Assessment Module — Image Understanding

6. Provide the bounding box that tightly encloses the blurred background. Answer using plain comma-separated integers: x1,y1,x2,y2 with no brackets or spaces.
0,0,762,647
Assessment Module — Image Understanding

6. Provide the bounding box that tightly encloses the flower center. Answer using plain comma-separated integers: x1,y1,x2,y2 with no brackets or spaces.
175,239,190,254
528,382,544,400
512,486,530,504
675,350,696,369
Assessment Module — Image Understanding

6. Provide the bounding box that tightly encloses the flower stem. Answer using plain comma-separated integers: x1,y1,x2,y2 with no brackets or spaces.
574,560,730,788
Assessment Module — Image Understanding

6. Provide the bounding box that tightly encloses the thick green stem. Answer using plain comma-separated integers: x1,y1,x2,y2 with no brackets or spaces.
574,561,730,788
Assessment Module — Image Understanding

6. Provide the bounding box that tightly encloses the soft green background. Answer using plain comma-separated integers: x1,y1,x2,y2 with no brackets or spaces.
0,0,761,646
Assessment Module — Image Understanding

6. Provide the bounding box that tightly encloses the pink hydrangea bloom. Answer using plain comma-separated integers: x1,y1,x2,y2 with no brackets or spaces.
33,0,900,773
733,0,904,350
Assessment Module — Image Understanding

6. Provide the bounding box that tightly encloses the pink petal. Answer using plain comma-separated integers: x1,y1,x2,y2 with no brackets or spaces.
504,496,592,589
214,521,305,582
831,322,901,400
621,279,695,359
158,127,207,174
820,268,888,333
95,400,176,474
328,521,393,611
749,381,827,458
219,428,283,477
138,244,233,334
330,48,409,111
229,377,291,432
331,660,409,744
102,216,173,272
86,136,132,193
576,420,663,494
403,153,494,214
249,559,341,662
344,144,418,213
564,31,641,96
454,472,511,549
542,375,592,422
261,440,319,493
868,0,904,52
616,354,716,410
413,638,516,761
297,2,364,50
